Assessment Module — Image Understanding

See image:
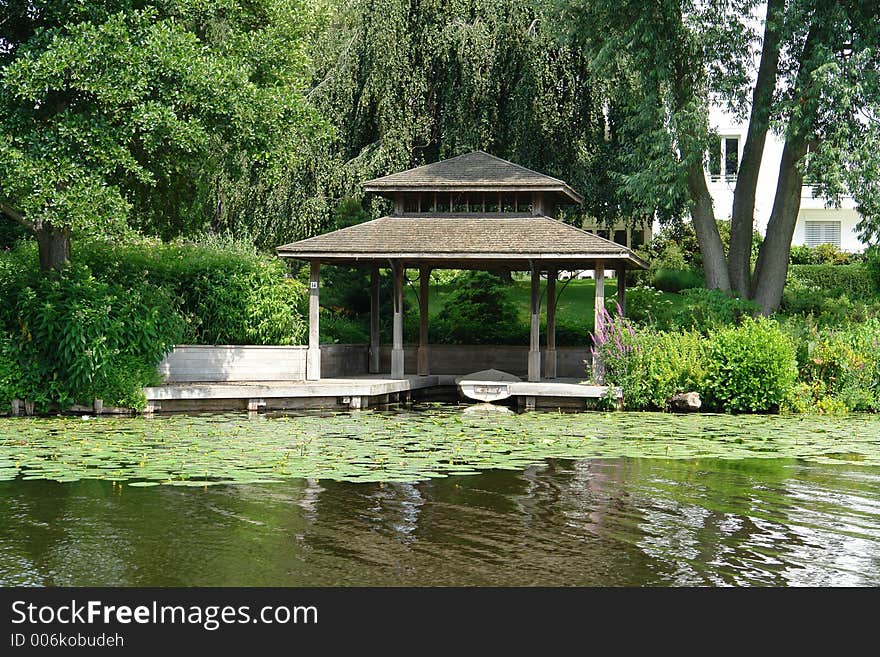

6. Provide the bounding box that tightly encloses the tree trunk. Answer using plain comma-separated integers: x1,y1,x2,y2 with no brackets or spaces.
36,224,71,271
686,162,730,291
728,0,783,296
750,10,826,314
750,138,807,314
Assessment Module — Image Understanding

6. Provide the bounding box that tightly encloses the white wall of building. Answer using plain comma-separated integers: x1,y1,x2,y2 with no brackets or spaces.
695,106,865,252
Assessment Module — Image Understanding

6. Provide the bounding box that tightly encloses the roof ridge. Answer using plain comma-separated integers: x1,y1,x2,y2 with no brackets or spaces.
363,150,573,191
471,151,569,187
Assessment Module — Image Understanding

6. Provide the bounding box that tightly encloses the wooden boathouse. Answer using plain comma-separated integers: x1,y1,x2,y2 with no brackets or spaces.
146,152,646,412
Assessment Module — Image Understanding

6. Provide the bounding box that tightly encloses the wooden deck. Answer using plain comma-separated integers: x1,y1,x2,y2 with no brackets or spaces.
144,374,618,413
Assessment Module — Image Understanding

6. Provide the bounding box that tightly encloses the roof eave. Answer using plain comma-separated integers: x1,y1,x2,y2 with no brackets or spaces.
276,251,644,268
362,183,583,205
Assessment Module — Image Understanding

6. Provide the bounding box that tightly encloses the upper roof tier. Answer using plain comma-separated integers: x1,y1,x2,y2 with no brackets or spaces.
363,151,583,205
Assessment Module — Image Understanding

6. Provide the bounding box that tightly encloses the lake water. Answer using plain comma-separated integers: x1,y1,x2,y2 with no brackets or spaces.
2,406,879,586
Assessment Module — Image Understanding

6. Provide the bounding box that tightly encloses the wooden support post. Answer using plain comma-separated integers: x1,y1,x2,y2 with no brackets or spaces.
528,262,541,382
544,267,557,379
593,260,605,383
369,268,381,374
306,261,321,381
417,266,430,376
391,262,405,379
617,265,627,316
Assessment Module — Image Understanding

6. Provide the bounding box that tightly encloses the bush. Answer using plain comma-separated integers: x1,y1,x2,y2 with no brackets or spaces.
790,243,856,265
704,317,798,413
787,317,880,412
0,237,308,411
786,264,875,301
790,245,821,265
77,237,308,345
432,271,522,344
676,288,760,331
628,286,758,333
592,309,708,410
652,268,704,293
4,265,183,410
321,308,370,344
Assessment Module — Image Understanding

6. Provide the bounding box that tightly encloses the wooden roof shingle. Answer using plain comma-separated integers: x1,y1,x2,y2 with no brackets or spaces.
363,151,583,204
276,216,647,269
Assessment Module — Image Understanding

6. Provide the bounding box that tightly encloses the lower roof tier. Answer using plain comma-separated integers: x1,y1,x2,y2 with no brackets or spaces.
276,216,647,269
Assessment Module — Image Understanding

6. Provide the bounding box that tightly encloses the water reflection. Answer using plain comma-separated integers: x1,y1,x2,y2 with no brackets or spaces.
1,458,879,586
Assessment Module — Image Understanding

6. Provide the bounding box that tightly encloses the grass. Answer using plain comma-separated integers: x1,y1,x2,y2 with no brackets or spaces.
405,276,686,329
322,273,689,345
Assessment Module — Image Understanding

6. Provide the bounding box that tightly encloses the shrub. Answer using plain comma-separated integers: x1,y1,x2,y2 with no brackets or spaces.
0,237,308,411
814,243,852,265
790,245,821,265
790,244,856,266
77,237,308,345
321,308,370,344
432,271,521,344
786,264,875,301
676,288,760,331
704,317,798,413
591,308,708,410
7,265,183,410
790,318,880,412
652,268,704,293
0,334,25,413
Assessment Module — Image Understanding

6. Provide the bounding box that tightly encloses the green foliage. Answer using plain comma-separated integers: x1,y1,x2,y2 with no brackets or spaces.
595,311,709,411
636,222,701,274
0,1,324,246
790,243,856,266
704,318,798,413
628,286,759,333
784,317,880,413
77,237,307,345
321,308,370,344
600,316,797,414
433,271,521,345
863,248,880,293
0,237,307,411
1,264,182,410
676,289,761,332
789,245,821,265
786,264,875,299
248,0,640,251
652,268,704,293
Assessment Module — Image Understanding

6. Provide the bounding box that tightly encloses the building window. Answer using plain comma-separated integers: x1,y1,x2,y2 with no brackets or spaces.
631,228,645,249
708,135,740,181
804,220,841,247
724,137,739,178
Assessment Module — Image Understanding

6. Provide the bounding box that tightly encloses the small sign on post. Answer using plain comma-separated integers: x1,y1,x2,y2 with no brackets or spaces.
310,281,318,289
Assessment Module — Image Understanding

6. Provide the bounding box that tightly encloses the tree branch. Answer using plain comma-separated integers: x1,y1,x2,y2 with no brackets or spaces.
0,202,35,232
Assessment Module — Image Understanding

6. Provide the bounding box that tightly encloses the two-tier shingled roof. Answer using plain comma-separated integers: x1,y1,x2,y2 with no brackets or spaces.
276,151,646,383
277,151,645,269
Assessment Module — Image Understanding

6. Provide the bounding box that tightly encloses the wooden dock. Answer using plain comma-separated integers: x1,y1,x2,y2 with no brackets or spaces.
143,374,619,413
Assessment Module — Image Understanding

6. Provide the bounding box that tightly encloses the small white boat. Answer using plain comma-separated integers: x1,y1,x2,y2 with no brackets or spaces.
455,369,521,402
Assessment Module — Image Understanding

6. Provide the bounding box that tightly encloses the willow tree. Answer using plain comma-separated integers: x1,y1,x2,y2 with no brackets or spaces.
566,0,880,313
0,0,323,269
217,0,664,248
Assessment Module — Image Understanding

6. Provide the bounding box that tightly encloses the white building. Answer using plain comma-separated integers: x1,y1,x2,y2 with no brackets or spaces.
704,106,864,252
582,106,865,254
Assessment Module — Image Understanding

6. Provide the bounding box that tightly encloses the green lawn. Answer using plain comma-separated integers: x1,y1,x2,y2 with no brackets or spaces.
405,277,686,329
